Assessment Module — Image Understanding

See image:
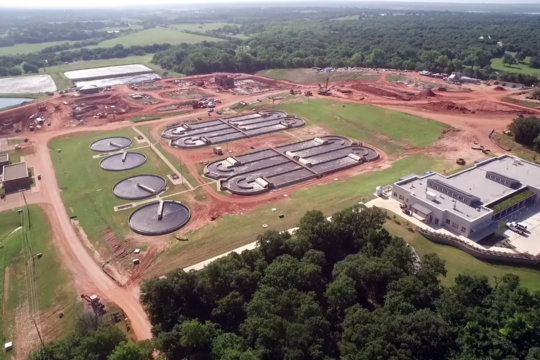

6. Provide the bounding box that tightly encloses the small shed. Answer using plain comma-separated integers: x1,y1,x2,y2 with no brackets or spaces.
4,341,13,352
2,162,31,193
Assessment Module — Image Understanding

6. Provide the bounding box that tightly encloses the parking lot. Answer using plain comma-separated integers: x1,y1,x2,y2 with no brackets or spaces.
503,204,540,255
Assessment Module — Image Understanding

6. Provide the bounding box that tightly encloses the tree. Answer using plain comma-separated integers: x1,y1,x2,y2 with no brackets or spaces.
22,62,39,73
180,319,221,358
8,66,21,76
503,53,517,65
109,341,153,360
509,116,540,146
530,56,540,69
516,50,527,62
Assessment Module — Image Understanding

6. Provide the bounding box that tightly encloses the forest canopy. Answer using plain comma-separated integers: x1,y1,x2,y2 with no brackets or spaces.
140,206,540,360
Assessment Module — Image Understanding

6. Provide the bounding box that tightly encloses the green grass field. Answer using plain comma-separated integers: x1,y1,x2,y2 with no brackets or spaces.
490,57,540,77
274,99,449,154
256,68,380,84
93,28,223,49
42,55,183,90
49,128,190,250
0,40,72,56
0,205,80,360
386,74,406,82
170,23,233,32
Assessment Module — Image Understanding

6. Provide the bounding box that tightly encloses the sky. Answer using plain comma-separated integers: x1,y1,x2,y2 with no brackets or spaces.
1,0,537,8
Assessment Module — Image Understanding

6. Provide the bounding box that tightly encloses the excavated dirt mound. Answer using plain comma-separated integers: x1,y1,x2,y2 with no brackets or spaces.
413,89,437,100
350,83,412,101
420,101,471,113
420,89,436,97
493,86,506,91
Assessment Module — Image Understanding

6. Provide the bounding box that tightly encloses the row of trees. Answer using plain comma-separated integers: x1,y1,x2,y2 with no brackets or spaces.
510,116,540,152
139,206,540,359
0,43,172,78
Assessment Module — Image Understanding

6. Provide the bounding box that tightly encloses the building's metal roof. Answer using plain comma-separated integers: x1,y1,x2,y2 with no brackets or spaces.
2,162,28,182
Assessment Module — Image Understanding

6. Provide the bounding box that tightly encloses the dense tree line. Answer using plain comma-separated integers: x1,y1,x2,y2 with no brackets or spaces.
0,21,115,47
152,12,540,84
510,116,540,152
29,314,153,360
141,206,540,359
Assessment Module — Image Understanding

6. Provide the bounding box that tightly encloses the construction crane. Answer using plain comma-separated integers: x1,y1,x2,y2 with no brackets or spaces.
318,76,332,96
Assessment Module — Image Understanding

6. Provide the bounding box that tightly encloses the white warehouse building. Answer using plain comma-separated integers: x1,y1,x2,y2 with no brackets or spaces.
392,155,540,240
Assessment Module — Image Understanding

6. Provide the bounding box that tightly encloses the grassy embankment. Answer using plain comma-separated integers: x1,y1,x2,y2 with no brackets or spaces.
0,205,80,360
49,128,192,250
385,220,540,290
491,132,540,164
256,68,380,84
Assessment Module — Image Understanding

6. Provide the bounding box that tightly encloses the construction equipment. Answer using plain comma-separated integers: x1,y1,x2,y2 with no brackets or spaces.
213,147,223,155
318,77,331,96
81,294,106,315
304,91,313,96
456,158,466,166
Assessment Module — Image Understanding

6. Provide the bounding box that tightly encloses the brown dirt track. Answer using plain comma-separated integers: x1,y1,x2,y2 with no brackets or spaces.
2,69,540,357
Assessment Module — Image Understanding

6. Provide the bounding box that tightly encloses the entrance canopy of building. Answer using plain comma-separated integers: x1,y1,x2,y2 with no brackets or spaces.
412,203,432,217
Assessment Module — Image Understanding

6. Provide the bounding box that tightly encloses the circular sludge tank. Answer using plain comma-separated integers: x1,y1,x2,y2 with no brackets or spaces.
90,137,132,152
113,175,166,200
128,201,191,236
100,152,147,171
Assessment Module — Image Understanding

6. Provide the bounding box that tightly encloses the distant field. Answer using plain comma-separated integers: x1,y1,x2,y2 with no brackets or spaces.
49,128,191,250
170,22,232,32
42,55,183,90
0,40,71,56
0,205,80,360
331,15,361,21
93,27,223,48
491,57,540,77
274,99,448,154
256,68,380,84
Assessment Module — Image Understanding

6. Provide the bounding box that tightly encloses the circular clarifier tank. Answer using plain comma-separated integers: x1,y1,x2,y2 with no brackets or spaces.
100,152,147,171
113,175,166,200
90,137,132,152
128,201,191,236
